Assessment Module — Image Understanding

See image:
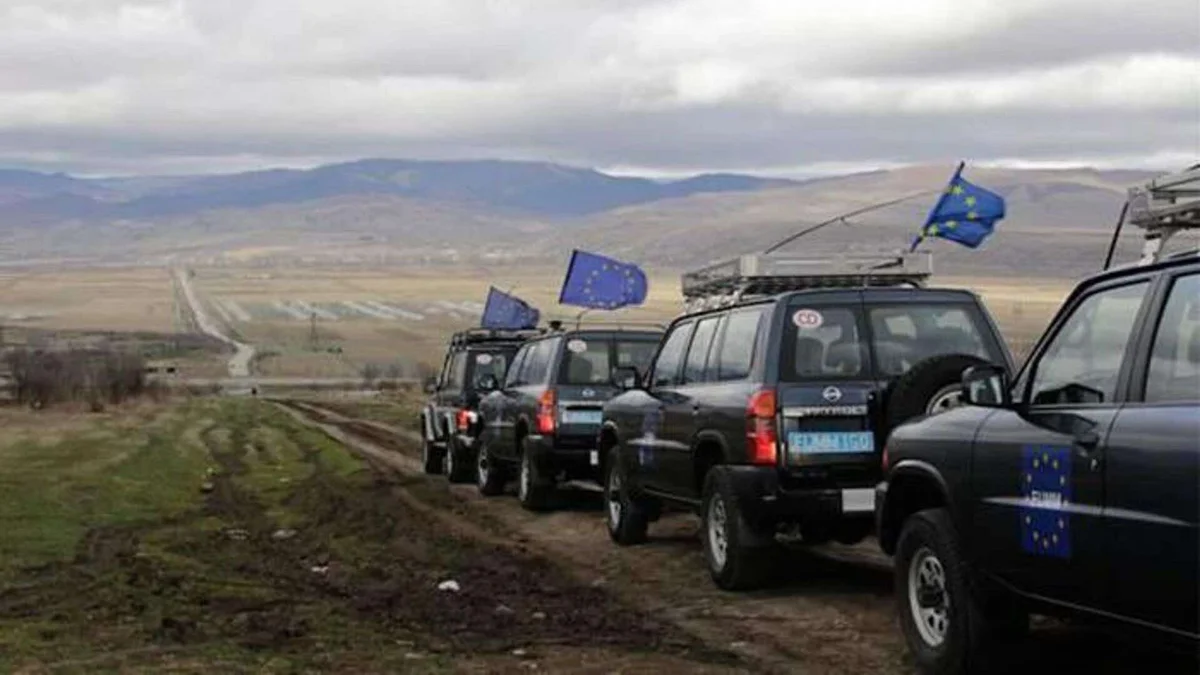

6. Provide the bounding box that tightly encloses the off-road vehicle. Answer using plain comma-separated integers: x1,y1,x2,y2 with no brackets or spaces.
420,328,539,482
475,325,662,511
876,166,1200,674
599,251,1013,590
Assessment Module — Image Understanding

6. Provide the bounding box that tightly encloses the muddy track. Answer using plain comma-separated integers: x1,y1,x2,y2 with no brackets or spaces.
274,399,905,674
275,399,1200,675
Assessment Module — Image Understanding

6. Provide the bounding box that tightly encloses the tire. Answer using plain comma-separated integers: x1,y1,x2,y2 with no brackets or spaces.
701,467,779,591
444,439,475,484
476,442,507,496
421,437,444,475
895,508,1028,675
517,438,555,512
884,354,990,436
604,447,651,545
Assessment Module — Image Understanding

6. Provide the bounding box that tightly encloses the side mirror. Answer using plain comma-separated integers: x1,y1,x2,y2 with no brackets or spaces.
611,366,641,391
961,364,1011,408
423,376,438,394
476,374,500,392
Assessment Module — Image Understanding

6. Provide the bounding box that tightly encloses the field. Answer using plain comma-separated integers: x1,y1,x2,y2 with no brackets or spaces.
1,264,1073,384
1,395,1190,674
0,398,732,673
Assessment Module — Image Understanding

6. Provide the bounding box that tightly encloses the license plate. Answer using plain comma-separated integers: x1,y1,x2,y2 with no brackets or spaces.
788,431,874,455
842,488,875,513
560,409,602,425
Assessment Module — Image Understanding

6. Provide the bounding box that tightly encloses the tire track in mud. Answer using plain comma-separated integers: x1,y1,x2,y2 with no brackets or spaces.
276,400,1200,675
275,400,909,675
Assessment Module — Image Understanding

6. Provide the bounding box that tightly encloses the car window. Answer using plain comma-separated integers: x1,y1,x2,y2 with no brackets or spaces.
716,308,763,381
523,338,558,384
651,322,694,388
781,306,864,379
868,304,996,377
1145,273,1200,403
559,336,661,385
466,348,513,389
616,339,659,373
505,345,531,387
1029,281,1149,405
444,350,468,392
683,316,722,384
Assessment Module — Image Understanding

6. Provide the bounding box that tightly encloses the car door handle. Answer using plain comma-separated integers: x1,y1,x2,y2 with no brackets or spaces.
1074,429,1100,452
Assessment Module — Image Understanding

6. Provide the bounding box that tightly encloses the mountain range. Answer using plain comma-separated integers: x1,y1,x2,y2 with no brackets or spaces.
0,158,1186,278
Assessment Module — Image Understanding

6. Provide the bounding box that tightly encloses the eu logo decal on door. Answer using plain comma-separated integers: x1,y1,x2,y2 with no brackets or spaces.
1019,445,1072,559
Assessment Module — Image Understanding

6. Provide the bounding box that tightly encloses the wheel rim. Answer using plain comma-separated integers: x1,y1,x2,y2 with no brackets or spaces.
477,447,489,487
707,495,729,571
519,454,530,502
926,385,963,415
607,466,622,529
908,546,950,648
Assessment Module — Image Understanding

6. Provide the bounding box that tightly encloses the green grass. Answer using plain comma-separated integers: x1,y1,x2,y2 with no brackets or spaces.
0,398,451,673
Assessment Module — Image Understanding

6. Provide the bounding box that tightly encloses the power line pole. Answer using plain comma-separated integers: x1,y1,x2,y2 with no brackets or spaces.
309,312,319,351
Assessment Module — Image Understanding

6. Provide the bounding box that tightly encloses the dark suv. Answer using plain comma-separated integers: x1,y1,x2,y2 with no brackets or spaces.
876,251,1199,673
599,268,1012,590
476,327,663,511
420,328,538,482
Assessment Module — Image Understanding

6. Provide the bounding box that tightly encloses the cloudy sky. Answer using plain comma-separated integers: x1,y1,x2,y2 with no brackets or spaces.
1,0,1197,177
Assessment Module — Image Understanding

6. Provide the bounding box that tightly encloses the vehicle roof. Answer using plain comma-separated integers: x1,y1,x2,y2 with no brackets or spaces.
672,285,985,322
529,328,663,342
1086,248,1198,286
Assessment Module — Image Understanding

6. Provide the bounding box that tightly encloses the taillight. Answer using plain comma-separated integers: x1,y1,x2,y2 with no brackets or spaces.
881,444,889,472
746,388,778,466
536,389,557,435
456,408,471,432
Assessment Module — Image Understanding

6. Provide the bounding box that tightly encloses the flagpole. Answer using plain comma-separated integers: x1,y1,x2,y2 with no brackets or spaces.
763,188,944,254
910,161,966,252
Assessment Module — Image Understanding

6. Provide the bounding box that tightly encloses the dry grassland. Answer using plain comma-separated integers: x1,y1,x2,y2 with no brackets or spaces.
3,265,1068,379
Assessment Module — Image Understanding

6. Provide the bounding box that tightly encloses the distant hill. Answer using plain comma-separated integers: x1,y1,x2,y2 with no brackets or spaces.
0,158,793,221
0,159,1186,278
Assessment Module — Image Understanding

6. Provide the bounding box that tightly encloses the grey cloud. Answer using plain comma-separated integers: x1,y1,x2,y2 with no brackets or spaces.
0,0,1196,175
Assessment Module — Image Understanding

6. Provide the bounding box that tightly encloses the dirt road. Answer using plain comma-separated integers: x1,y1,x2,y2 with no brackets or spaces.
174,267,256,378
279,400,1197,675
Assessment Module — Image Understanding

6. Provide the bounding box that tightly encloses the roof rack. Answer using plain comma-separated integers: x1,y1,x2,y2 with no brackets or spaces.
450,327,544,347
681,251,932,311
545,319,667,333
1123,165,1200,265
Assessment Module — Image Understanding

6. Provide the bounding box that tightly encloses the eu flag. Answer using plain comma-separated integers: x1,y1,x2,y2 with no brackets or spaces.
1019,445,1072,559
558,250,648,310
480,287,540,330
911,162,1006,251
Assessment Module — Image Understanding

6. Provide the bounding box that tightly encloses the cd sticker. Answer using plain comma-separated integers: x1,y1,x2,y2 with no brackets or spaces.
792,309,824,330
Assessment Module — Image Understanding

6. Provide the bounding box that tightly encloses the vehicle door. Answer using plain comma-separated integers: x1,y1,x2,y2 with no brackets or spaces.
969,276,1154,608
502,337,557,461
634,321,694,492
1103,270,1200,635
484,343,530,457
435,350,468,442
658,314,723,495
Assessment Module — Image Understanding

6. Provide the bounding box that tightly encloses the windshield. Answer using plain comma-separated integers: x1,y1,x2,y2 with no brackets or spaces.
558,336,660,385
782,303,998,380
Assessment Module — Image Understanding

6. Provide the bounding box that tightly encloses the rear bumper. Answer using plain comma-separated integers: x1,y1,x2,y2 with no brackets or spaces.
524,434,602,478
724,465,876,525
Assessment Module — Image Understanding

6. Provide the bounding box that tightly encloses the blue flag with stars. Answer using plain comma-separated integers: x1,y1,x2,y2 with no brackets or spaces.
911,162,1006,251
1019,445,1072,559
480,287,540,330
558,250,648,310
